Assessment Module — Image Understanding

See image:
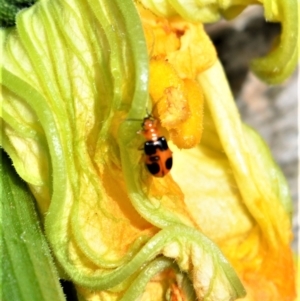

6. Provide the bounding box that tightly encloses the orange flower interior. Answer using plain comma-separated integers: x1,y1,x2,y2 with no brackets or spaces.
140,4,216,149
137,4,296,301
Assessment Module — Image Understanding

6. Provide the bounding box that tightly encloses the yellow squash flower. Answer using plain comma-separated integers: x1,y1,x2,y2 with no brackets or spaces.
0,0,297,300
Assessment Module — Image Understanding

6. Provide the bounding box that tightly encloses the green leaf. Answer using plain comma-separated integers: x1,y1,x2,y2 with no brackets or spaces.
0,150,65,301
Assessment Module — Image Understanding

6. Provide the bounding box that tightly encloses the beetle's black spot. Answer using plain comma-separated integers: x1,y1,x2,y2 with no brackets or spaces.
144,141,156,155
158,137,169,150
165,157,173,170
146,163,160,175
144,136,169,155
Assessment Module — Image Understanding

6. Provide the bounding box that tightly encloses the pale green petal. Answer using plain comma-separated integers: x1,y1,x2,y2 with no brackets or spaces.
251,0,299,83
197,60,293,248
0,0,245,299
138,0,256,22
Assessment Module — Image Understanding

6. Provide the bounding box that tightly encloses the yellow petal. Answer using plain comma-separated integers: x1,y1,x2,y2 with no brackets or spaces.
142,7,213,149
169,79,204,148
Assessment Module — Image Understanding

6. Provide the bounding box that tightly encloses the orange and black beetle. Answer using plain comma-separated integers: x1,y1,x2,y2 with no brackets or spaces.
139,116,173,177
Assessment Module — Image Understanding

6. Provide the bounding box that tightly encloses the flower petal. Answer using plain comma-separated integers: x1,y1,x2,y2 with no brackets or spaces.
251,0,299,83
139,0,299,84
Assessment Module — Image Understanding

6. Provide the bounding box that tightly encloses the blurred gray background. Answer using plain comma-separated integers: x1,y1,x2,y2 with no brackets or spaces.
206,6,298,251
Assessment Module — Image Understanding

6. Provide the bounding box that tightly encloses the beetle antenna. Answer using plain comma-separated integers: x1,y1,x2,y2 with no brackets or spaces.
145,107,152,117
146,98,161,119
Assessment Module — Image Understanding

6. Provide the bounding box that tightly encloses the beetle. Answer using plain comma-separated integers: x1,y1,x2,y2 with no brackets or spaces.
139,115,173,177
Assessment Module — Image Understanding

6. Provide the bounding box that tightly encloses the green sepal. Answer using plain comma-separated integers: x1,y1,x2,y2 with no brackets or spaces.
0,0,38,27
250,0,298,84
0,150,66,301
